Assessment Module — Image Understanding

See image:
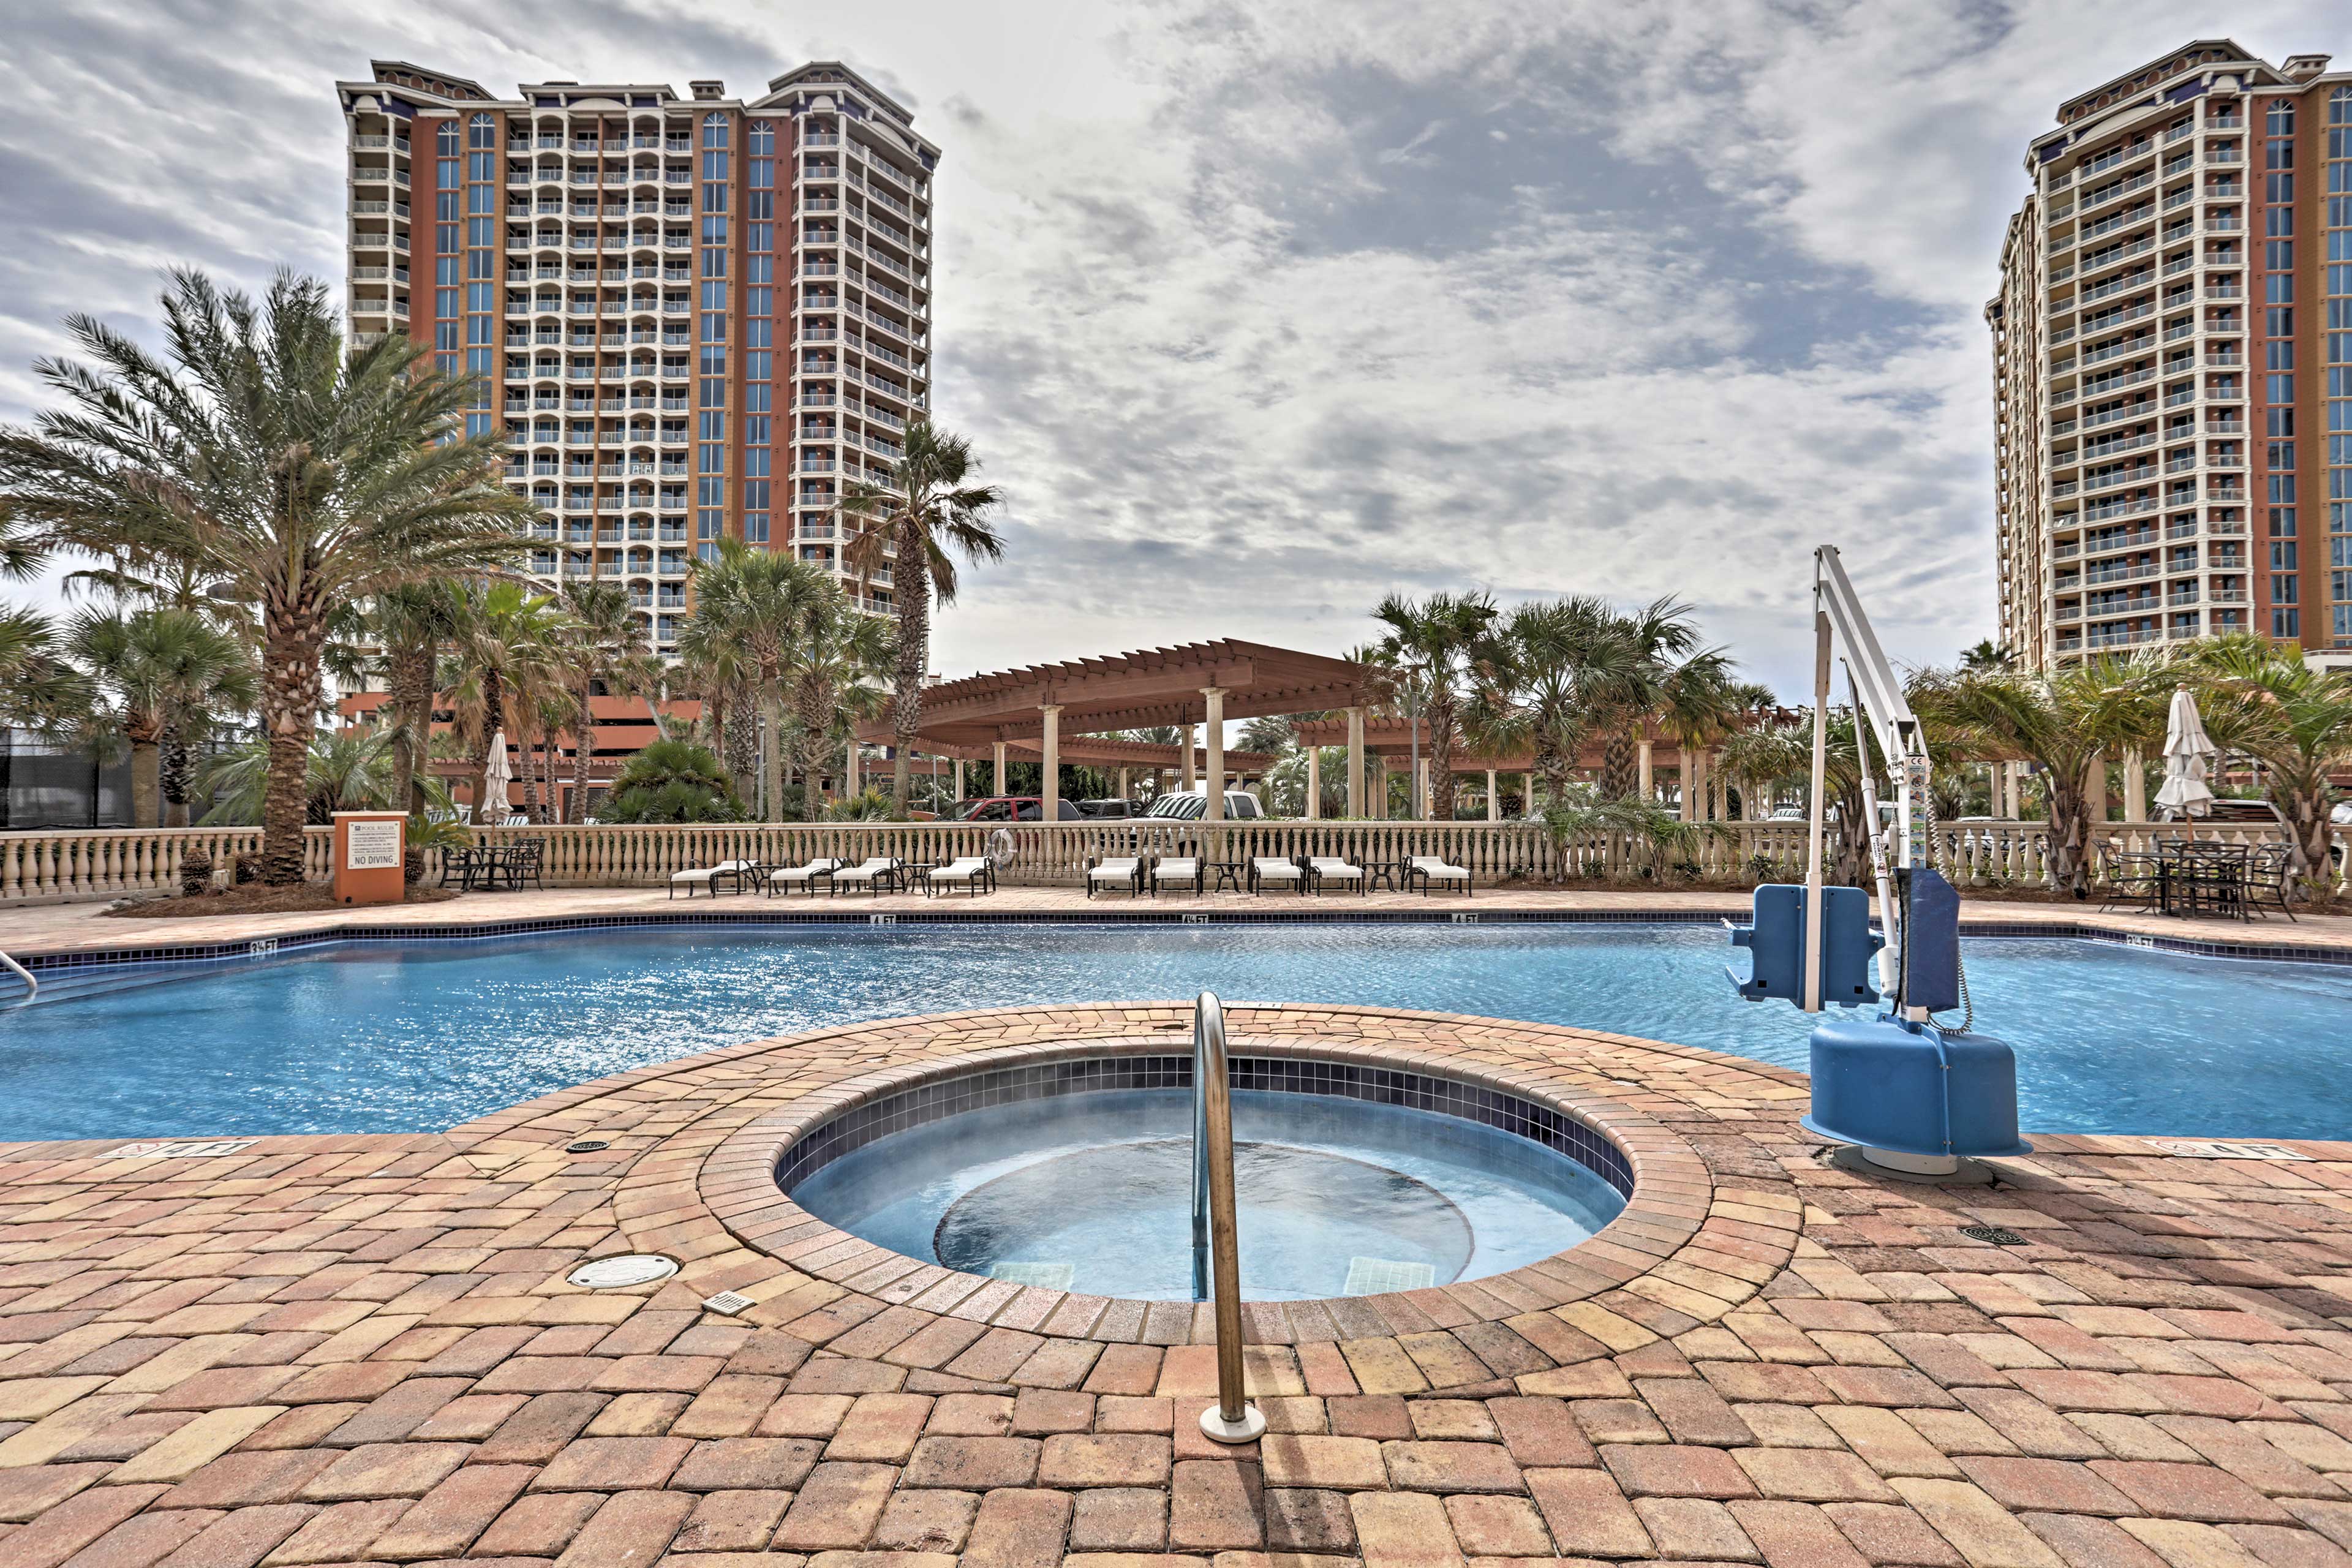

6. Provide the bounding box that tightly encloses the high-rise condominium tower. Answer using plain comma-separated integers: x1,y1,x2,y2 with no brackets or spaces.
336,61,938,658
1988,40,2352,671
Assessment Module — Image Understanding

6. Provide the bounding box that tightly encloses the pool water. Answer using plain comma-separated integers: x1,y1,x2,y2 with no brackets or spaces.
4,924,2346,1141
790,1087,1626,1300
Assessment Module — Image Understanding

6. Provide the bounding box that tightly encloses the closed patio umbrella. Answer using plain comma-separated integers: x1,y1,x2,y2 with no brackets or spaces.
482,729,514,821
2153,687,2215,819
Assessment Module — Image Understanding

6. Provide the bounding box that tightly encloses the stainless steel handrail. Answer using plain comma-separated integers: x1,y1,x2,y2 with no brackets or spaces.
0,949,35,1004
1191,990,1264,1444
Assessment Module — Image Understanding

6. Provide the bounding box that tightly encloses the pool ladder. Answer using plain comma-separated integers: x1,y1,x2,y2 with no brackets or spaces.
0,949,32,1005
1190,990,1264,1444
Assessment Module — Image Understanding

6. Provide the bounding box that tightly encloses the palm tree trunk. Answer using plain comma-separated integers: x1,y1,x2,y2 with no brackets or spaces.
259,612,327,886
159,725,194,828
1599,731,1636,800
390,636,435,816
760,692,788,823
468,667,505,820
126,711,162,827
518,715,543,823
570,679,595,824
1427,704,1458,821
2046,772,2093,898
891,526,930,810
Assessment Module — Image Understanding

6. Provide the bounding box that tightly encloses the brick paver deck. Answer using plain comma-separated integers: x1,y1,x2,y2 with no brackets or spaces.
2,1003,2348,1567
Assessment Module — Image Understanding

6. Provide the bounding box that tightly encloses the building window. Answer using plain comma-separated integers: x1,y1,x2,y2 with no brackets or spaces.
703,111,729,148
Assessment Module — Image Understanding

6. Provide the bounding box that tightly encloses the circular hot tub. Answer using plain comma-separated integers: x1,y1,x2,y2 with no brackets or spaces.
776,1052,1630,1301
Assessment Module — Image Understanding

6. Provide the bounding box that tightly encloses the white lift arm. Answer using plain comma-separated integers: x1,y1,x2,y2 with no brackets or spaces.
1803,547,1931,1011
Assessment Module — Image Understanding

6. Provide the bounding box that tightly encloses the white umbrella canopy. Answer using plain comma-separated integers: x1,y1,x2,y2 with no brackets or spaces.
482,729,514,820
2153,687,2216,818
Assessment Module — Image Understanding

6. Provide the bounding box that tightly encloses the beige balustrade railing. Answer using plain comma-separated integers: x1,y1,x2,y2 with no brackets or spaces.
3,819,2343,904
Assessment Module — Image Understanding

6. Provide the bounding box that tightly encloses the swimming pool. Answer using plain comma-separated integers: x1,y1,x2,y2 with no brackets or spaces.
4,923,2345,1142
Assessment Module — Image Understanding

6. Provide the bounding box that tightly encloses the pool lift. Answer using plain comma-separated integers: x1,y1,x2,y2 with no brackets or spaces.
1727,546,2029,1181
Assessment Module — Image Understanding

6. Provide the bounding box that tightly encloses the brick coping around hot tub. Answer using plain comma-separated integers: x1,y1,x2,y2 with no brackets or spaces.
694,1030,1695,1342
415,1000,1803,1354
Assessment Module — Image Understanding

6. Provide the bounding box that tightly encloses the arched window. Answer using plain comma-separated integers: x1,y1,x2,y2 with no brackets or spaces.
436,119,460,154
703,111,729,148
469,112,496,149
747,120,774,155
2266,99,2294,135
2332,86,2351,125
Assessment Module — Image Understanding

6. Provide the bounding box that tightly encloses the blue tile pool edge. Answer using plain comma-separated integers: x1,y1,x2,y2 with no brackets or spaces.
10,906,2349,988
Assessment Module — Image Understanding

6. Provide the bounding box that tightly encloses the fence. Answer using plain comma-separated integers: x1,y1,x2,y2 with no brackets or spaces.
3,818,2343,905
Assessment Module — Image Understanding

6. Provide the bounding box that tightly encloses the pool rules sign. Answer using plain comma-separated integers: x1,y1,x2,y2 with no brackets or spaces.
333,810,405,906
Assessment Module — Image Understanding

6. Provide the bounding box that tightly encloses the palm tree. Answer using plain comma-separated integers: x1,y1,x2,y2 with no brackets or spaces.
67,608,257,827
0,607,95,735
366,580,465,815
555,581,658,824
1470,597,1634,807
671,616,758,804
2183,634,2352,892
1586,598,1718,799
783,575,894,821
602,737,744,824
198,727,398,826
1372,591,1499,820
837,420,1006,808
1910,653,2174,897
1716,713,1877,886
445,581,565,821
0,270,533,881
688,539,829,820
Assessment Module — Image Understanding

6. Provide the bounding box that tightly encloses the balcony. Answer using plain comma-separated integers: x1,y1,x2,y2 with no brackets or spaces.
2082,495,2158,523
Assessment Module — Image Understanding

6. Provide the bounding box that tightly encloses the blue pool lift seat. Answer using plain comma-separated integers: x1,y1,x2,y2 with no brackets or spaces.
1803,1012,2032,1160
1726,884,1883,1007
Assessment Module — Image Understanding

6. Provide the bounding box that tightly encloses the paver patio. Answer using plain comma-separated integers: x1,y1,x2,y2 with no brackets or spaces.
1,1000,2348,1566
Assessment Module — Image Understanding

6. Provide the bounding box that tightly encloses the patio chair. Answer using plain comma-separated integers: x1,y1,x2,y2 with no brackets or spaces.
492,842,546,892
1249,856,1308,894
1306,856,1366,895
1151,856,1202,895
925,856,997,897
669,858,758,899
1404,854,1472,897
1085,855,1144,898
2244,843,2299,923
827,856,903,897
2097,851,2163,916
766,857,846,897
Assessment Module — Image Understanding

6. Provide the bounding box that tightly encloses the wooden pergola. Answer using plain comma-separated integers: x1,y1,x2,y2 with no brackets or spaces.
1290,716,1760,821
859,639,1379,820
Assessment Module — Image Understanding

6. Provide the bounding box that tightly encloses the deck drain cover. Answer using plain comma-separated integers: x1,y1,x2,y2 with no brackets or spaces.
565,1140,611,1153
1959,1225,2027,1247
568,1254,678,1289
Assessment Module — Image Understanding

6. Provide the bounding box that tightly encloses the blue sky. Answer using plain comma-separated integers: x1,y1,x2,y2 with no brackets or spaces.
0,1,2340,696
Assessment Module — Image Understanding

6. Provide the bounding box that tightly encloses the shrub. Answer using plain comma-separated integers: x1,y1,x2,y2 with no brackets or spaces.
602,739,745,824
232,851,262,886
402,847,424,888
178,849,214,897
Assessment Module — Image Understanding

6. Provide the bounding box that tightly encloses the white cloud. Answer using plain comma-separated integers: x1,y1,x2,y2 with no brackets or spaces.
1,0,2342,697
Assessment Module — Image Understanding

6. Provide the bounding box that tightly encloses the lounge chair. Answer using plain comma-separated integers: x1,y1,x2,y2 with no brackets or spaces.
1307,856,1365,895
767,857,846,896
1085,856,1144,898
1404,854,1472,897
1250,856,1308,894
1151,856,1202,895
827,857,903,896
669,858,758,899
924,856,997,897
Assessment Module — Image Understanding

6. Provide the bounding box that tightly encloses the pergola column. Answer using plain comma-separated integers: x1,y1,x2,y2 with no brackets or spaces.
992,739,1008,796
2087,752,2108,825
1202,687,1226,821
953,757,964,801
1118,766,1129,803
1485,768,1499,823
2122,750,2147,822
1679,747,1695,821
1180,722,1196,790
1523,772,1537,814
1346,706,1366,819
1040,705,1062,815
1692,747,1709,821
845,739,861,797
1305,747,1322,820
1638,739,1653,802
